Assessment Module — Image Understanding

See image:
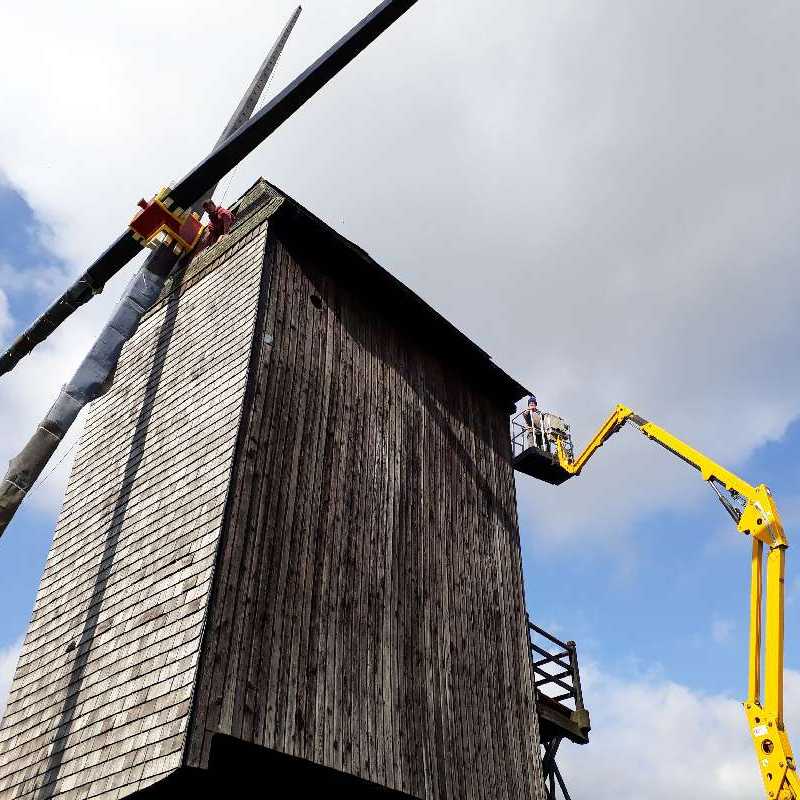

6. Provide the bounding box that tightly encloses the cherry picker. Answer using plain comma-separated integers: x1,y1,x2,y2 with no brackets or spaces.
514,404,797,800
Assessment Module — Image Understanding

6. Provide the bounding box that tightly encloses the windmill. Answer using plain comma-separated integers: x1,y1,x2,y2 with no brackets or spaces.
0,5,587,798
0,0,420,535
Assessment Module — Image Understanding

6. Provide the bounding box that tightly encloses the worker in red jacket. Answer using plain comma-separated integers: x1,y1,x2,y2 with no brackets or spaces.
200,199,235,249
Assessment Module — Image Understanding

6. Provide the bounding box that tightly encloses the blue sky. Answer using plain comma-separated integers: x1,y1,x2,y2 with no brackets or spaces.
0,185,71,649
0,184,61,282
3,2,800,797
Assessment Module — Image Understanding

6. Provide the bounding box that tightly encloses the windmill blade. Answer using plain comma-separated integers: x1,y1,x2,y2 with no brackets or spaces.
0,0,418,377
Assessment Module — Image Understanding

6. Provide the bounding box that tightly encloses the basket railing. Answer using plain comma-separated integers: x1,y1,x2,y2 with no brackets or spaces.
511,410,574,461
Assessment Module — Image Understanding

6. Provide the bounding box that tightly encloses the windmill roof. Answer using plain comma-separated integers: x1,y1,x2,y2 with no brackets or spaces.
159,177,530,410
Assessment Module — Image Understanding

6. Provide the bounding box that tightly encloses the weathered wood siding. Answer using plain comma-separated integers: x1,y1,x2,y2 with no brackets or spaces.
187,231,545,799
0,204,275,799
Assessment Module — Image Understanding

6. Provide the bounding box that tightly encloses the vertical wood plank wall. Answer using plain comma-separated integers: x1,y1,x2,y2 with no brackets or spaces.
0,218,272,800
188,233,545,799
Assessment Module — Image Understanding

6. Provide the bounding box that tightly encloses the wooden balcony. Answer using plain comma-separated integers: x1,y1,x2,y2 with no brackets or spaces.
529,618,590,800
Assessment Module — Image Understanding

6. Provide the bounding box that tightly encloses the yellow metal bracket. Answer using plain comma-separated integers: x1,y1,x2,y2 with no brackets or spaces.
129,187,204,255
745,700,800,799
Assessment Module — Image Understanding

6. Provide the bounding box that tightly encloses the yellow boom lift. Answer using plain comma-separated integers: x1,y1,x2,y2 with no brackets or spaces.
547,404,797,800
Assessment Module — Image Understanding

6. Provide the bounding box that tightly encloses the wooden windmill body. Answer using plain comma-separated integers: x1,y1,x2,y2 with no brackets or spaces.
0,180,547,799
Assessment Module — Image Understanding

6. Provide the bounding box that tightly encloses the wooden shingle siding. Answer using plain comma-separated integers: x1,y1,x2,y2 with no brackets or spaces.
0,214,274,799
186,231,545,799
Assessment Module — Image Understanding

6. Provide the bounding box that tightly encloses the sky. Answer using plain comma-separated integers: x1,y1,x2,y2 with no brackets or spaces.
1,1,800,796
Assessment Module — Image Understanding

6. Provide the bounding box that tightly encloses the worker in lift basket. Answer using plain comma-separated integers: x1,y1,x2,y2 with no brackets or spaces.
522,395,545,450
200,200,235,249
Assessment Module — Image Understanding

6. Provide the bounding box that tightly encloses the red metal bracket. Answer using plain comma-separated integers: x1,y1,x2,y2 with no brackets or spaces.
129,187,204,255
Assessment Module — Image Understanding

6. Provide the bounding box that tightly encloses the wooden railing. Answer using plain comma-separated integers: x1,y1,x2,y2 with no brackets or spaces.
528,618,585,713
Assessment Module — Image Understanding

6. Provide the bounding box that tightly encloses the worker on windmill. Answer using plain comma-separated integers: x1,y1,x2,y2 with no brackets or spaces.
522,394,545,450
200,199,235,249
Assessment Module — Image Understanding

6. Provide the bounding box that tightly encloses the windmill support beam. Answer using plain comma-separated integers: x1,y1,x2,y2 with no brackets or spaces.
0,8,303,535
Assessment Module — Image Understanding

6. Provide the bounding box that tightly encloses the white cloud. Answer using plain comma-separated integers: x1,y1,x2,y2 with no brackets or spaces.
0,287,12,343
712,618,736,646
0,637,22,723
560,663,800,799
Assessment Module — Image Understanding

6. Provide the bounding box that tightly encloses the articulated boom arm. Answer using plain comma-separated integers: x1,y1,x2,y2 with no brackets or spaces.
554,405,798,799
